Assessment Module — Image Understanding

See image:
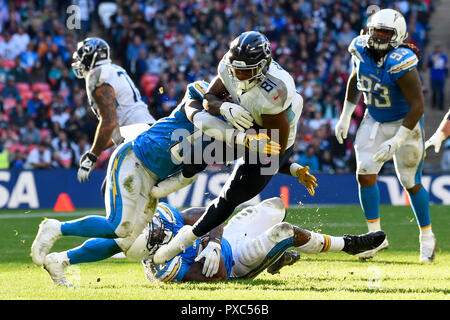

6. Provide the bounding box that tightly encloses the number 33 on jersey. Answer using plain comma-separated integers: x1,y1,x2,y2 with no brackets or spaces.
349,35,419,123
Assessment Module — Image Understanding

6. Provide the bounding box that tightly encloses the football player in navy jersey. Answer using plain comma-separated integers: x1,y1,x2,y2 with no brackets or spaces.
335,9,436,262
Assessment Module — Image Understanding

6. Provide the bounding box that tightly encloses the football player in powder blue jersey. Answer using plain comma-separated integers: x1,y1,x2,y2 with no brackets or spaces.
124,198,385,282
335,9,436,262
31,80,281,286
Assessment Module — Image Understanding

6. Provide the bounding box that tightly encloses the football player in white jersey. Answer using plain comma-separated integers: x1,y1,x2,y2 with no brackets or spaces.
335,9,435,262
71,37,155,183
123,198,385,282
152,31,316,265
425,108,450,152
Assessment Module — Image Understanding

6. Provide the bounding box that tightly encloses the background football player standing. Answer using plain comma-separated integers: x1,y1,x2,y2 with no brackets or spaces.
153,31,315,265
334,9,436,262
71,37,155,183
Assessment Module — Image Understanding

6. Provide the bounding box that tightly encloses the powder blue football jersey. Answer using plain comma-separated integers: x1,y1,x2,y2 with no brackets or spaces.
132,81,209,180
349,35,419,122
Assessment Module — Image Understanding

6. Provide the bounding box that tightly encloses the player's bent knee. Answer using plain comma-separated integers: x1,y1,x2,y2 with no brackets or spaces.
115,221,133,238
267,222,294,244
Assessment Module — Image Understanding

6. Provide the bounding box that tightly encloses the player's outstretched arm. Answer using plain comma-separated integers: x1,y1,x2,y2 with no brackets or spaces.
425,108,450,152
373,68,424,163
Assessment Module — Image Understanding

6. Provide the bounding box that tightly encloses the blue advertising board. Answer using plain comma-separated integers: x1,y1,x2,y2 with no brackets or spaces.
0,169,449,210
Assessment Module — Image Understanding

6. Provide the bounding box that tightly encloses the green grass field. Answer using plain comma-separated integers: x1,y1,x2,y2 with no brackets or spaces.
0,205,448,300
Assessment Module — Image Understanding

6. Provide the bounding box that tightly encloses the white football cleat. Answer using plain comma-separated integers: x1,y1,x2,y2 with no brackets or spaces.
31,219,62,266
151,173,198,198
43,252,71,287
358,238,389,260
419,233,437,263
153,225,197,264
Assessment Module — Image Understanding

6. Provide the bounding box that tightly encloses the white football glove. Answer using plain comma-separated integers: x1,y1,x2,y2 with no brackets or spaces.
425,130,445,153
334,117,351,144
220,102,254,132
195,240,221,278
77,152,98,182
373,126,411,163
335,101,357,144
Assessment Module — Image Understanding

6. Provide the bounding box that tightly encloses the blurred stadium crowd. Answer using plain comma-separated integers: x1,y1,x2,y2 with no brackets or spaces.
0,0,441,173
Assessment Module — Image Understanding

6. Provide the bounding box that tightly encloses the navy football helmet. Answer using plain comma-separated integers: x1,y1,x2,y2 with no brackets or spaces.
71,37,111,79
226,31,272,91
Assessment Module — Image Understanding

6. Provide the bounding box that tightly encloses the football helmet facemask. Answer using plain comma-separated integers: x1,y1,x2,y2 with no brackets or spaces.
71,37,111,79
226,31,272,91
146,214,175,256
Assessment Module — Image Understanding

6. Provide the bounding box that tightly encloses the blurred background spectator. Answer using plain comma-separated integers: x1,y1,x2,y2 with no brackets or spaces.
427,41,448,110
0,0,441,173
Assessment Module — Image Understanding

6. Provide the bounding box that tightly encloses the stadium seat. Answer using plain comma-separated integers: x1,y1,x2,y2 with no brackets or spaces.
3,98,17,110
16,82,31,93
7,144,27,154
1,59,15,70
141,74,159,97
40,91,53,105
32,82,51,92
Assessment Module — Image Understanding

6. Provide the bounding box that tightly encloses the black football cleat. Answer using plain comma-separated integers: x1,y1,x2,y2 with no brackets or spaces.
267,250,300,275
342,230,386,255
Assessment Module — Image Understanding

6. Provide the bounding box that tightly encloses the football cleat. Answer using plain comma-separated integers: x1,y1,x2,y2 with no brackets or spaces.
419,233,437,263
31,219,62,266
267,250,300,275
153,225,197,265
342,231,386,256
151,173,198,198
43,252,71,287
357,237,389,260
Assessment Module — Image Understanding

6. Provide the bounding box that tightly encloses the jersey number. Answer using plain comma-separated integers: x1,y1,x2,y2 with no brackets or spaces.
260,78,276,93
117,71,140,103
359,75,391,108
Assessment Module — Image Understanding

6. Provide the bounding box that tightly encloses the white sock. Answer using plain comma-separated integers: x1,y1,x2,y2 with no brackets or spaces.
367,220,381,232
297,232,344,253
420,225,433,237
323,235,345,252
